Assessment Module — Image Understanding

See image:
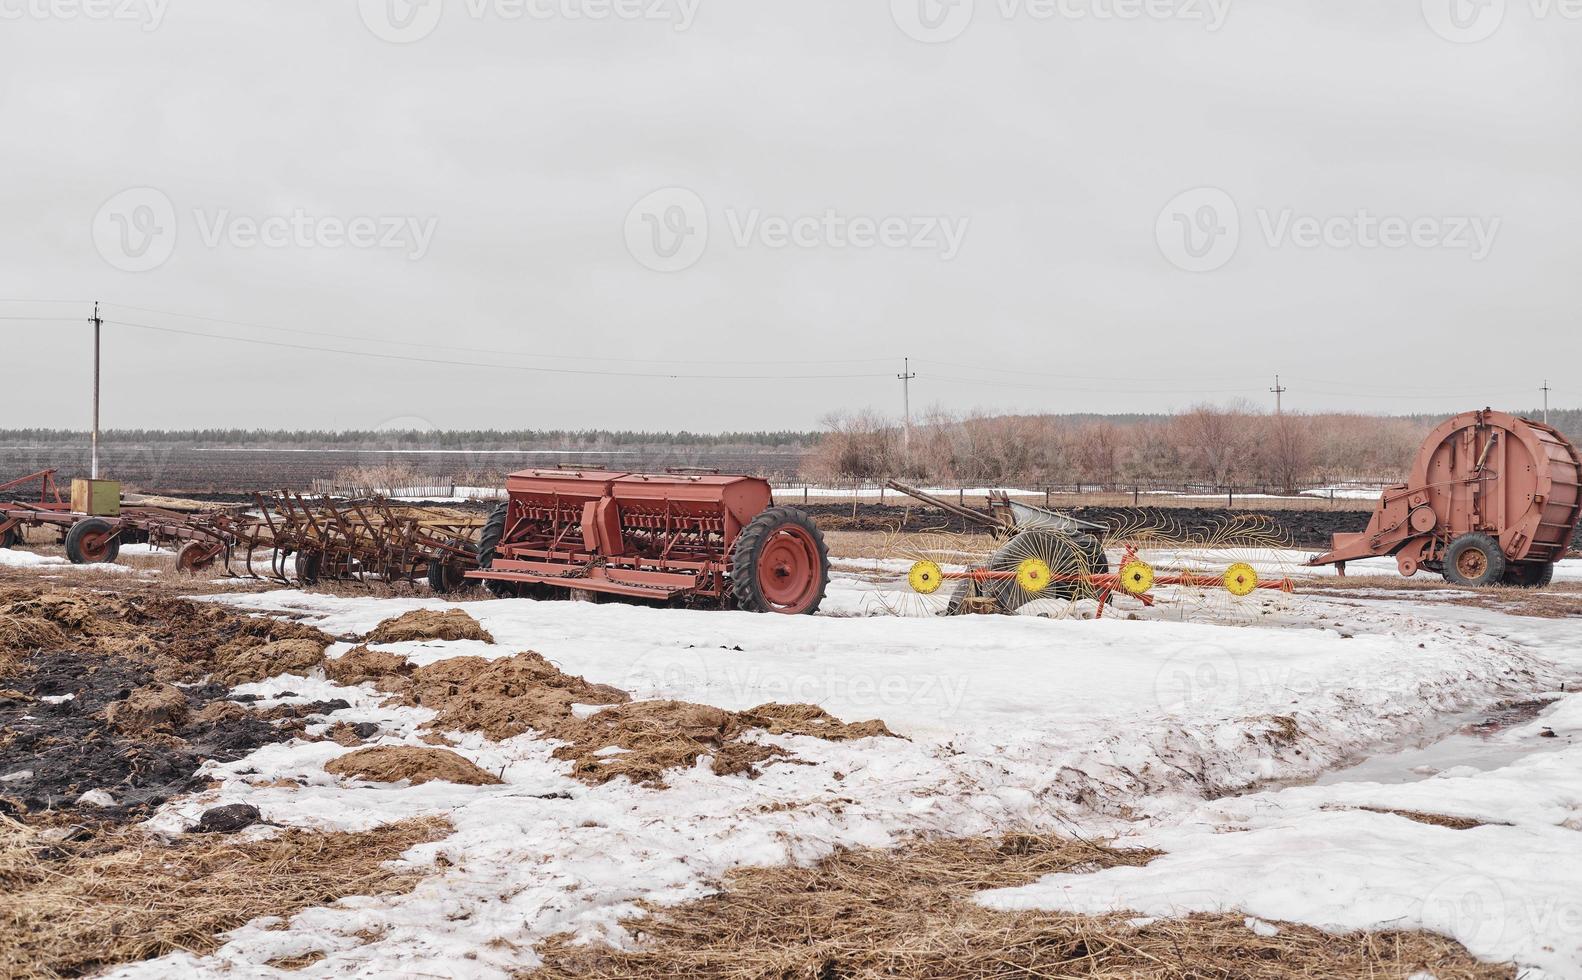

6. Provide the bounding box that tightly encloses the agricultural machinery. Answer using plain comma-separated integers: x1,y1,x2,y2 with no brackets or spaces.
1309,409,1581,587
885,481,1294,616
444,468,830,614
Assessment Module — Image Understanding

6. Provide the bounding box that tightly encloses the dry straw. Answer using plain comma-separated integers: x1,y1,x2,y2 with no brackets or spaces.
532,832,1509,979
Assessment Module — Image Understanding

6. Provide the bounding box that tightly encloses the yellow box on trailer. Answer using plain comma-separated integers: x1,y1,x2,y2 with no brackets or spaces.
71,479,121,516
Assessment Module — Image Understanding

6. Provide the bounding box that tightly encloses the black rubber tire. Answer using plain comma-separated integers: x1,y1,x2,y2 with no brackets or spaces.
1442,533,1507,587
294,549,322,585
1502,561,1555,589
474,504,517,597
949,530,1107,614
0,526,19,549
64,518,120,565
730,506,829,614
427,558,465,594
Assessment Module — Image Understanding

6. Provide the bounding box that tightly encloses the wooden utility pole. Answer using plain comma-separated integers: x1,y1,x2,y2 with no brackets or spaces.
1270,374,1286,415
1542,380,1551,424
91,301,102,479
898,357,916,452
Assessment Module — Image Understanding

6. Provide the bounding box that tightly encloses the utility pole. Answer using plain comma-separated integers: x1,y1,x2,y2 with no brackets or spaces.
1542,380,1551,424
1270,374,1286,415
90,301,102,479
898,357,916,452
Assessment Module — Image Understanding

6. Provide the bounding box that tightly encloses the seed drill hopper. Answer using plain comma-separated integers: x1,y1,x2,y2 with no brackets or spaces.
1309,409,1581,586
456,468,830,613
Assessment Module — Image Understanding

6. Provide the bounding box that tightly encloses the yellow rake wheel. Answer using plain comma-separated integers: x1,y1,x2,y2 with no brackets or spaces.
1224,562,1259,597
908,559,944,595
1015,557,1053,594
1119,560,1155,595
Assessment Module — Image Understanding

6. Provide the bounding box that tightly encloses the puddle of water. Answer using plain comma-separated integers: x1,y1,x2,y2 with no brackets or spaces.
1314,696,1573,786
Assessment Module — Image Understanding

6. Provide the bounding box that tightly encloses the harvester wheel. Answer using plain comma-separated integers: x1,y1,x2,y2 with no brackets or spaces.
1502,561,1555,588
1442,533,1506,588
294,549,322,585
65,518,120,565
731,506,829,614
0,526,19,549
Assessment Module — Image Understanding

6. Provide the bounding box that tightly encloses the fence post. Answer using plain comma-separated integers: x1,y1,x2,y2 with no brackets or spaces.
804,486,809,505
1228,488,1234,508
1045,488,1051,507
1133,486,1139,506
958,489,964,507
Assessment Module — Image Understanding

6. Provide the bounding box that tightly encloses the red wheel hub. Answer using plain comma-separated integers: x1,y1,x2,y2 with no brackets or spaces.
79,531,113,562
756,526,821,613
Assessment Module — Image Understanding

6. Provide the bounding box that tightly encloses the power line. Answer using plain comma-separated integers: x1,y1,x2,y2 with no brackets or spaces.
100,302,894,369
103,318,893,382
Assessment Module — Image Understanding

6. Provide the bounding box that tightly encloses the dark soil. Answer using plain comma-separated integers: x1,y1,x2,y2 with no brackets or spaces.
799,502,1377,550
0,649,301,822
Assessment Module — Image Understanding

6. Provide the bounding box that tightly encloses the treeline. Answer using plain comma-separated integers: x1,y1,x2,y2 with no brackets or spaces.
806,406,1582,491
0,428,821,449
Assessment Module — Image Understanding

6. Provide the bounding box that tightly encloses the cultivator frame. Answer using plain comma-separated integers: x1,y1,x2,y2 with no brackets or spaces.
241,493,483,585
0,473,486,588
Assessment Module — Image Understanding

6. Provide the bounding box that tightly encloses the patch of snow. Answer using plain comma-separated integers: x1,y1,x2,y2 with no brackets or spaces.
979,739,1582,976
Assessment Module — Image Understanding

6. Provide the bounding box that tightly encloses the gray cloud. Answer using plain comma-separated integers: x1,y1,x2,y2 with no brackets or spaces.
0,0,1575,431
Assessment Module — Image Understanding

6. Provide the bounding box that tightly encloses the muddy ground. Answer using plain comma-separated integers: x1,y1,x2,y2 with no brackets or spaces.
0,647,346,822
0,588,345,824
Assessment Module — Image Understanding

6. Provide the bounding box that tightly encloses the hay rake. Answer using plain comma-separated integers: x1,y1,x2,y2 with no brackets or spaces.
878,482,1298,619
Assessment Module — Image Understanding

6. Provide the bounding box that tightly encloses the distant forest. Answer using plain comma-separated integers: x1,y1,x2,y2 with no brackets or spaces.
0,428,822,449
4,407,1577,491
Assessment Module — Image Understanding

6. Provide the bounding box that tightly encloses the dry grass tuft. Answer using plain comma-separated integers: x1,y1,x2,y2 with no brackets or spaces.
531,832,1509,979
403,652,630,741
324,645,414,688
365,609,494,645
104,683,189,735
0,814,450,979
1351,807,1500,831
339,651,892,788
212,638,328,687
0,615,69,656
326,746,502,786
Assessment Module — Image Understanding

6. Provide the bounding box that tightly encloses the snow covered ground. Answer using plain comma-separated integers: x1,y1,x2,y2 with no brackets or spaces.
72,562,1574,978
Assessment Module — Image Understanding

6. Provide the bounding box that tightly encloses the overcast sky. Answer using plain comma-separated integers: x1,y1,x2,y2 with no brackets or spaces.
0,0,1576,432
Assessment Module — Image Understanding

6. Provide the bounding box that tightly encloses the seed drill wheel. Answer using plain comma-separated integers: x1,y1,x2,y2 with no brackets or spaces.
65,518,120,565
1442,533,1506,587
731,506,829,614
0,525,20,549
